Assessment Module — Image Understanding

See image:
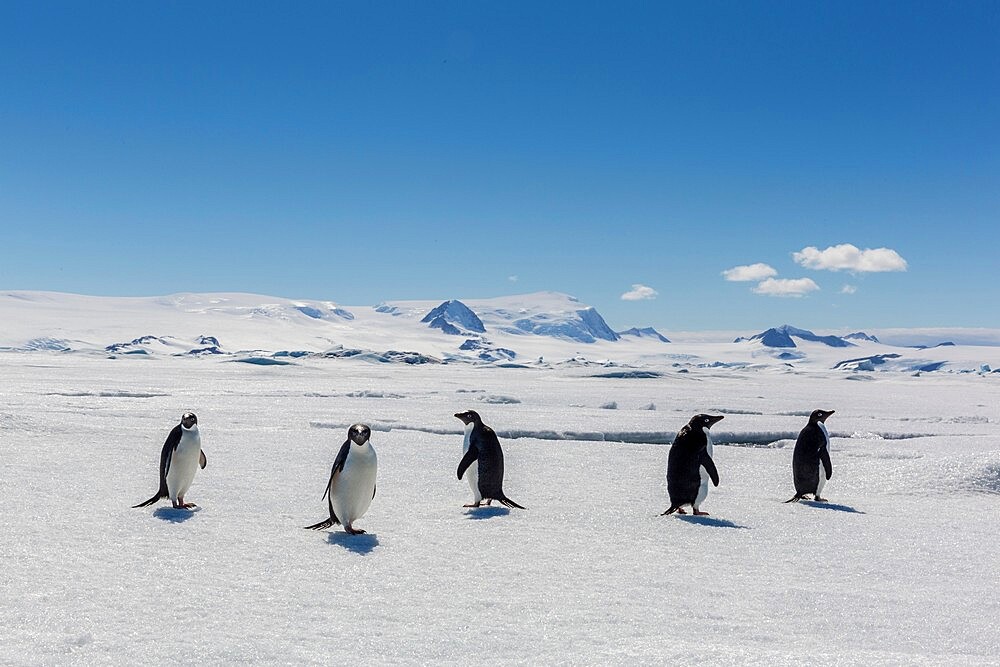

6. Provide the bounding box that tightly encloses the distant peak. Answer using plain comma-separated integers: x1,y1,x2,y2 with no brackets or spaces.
617,327,671,343
843,331,880,343
420,300,486,334
774,324,814,336
742,325,855,348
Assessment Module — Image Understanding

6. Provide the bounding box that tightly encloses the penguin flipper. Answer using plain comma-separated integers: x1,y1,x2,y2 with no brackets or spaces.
700,451,720,487
820,448,833,480
199,450,207,469
133,425,179,508
457,444,479,480
322,440,352,501
133,452,169,507
305,487,341,530
309,443,351,529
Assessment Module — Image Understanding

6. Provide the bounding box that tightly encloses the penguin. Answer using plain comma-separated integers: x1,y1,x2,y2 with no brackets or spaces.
133,412,207,509
454,410,526,510
786,409,835,503
305,424,377,534
662,414,723,516
460,416,485,507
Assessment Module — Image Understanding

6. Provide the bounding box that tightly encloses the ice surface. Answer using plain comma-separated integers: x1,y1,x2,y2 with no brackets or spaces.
2,353,999,665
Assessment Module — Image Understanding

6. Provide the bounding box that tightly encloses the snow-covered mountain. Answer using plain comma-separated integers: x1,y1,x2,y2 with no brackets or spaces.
2,290,1000,373
618,327,671,343
736,324,855,348
456,292,620,343
843,331,879,343
419,300,486,335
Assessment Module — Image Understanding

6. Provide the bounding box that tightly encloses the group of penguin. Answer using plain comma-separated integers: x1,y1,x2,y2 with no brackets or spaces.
133,407,837,534
662,409,835,516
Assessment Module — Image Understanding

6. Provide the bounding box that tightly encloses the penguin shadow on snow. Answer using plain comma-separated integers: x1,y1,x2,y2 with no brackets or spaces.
152,507,199,523
675,515,749,529
799,500,865,514
326,531,379,555
464,506,511,520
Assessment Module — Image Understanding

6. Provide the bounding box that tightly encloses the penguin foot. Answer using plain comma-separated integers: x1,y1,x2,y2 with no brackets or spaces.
463,502,482,508
345,526,366,535
675,507,688,514
693,510,710,516
814,497,828,502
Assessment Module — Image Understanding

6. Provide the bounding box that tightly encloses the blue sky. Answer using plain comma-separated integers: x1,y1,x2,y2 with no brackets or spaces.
1,2,996,330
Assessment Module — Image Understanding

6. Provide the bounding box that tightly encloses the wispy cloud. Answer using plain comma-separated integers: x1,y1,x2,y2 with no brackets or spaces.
840,284,858,294
793,244,907,272
621,284,658,301
507,275,519,283
752,277,820,297
722,263,778,282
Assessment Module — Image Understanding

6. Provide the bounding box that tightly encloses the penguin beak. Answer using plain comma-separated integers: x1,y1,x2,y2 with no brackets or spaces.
708,415,725,426
454,412,468,423
820,410,835,422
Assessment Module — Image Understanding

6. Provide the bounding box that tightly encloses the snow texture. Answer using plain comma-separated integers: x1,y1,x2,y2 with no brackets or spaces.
1,352,999,666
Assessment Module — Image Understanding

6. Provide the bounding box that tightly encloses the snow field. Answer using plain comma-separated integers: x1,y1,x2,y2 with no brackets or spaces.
1,355,998,665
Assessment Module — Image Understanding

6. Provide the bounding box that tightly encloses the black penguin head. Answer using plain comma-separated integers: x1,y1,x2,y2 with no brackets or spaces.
348,423,371,446
690,414,725,429
810,409,835,423
180,412,198,428
454,410,482,425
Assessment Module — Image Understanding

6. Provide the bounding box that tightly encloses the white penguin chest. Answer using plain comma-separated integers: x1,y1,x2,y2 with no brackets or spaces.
699,429,714,481
817,422,831,469
695,428,714,507
166,427,201,494
461,424,478,477
332,443,378,521
818,422,830,448
462,423,475,455
461,423,480,500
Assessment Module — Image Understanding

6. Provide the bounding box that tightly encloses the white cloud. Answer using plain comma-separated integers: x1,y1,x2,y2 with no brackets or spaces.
722,263,778,282
793,244,907,273
621,284,658,301
507,275,518,283
840,285,858,294
752,277,820,297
